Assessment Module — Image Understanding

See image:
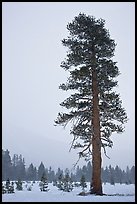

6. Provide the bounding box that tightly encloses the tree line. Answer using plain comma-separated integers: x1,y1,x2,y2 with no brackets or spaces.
2,149,135,184
2,169,87,194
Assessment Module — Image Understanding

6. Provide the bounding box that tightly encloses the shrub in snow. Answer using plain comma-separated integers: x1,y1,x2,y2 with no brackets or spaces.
27,185,32,191
39,172,49,192
57,173,73,192
74,182,80,187
57,173,64,190
80,175,87,192
5,178,10,192
63,173,73,192
8,181,15,193
4,179,15,194
16,179,23,191
2,182,7,194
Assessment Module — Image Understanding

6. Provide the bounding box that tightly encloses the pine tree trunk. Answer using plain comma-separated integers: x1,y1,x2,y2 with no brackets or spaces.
90,50,103,195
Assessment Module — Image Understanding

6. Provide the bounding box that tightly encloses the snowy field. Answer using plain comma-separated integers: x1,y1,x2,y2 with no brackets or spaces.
2,182,135,202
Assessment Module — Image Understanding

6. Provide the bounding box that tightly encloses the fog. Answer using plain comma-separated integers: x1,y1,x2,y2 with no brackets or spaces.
2,2,135,170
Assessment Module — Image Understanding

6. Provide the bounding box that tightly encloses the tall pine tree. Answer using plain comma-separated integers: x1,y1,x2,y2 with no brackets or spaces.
55,13,127,195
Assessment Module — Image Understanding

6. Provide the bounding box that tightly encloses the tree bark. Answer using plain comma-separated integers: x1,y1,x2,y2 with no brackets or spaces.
90,49,103,195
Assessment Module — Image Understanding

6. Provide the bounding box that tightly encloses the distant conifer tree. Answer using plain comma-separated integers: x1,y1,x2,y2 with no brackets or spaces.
63,173,73,192
2,182,6,194
57,173,64,190
80,175,87,191
16,178,23,191
9,181,15,193
39,172,49,192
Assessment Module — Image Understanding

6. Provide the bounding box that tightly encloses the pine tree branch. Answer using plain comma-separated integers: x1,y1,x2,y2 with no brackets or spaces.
101,143,110,159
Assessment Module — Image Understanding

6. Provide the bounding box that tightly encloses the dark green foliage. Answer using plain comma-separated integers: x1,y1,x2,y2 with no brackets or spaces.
48,166,55,183
109,165,115,185
2,183,6,194
38,162,45,181
57,173,73,192
39,172,49,192
12,154,26,181
26,163,37,181
27,185,32,191
55,12,128,161
63,173,73,192
57,173,64,190
5,178,10,191
130,166,135,184
80,175,87,191
16,179,23,191
2,150,26,181
4,179,15,193
2,150,12,180
9,182,15,193
73,181,80,187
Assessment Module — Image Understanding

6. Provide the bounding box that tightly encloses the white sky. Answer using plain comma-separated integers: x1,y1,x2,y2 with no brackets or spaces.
2,2,135,170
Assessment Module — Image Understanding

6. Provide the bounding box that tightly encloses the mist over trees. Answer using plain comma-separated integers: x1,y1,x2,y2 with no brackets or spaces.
2,149,135,185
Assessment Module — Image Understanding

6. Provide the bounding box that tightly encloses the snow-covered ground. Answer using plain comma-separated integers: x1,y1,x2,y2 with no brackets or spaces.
2,182,135,202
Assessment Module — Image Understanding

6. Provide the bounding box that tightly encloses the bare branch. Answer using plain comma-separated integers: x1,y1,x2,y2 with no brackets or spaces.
101,143,110,159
